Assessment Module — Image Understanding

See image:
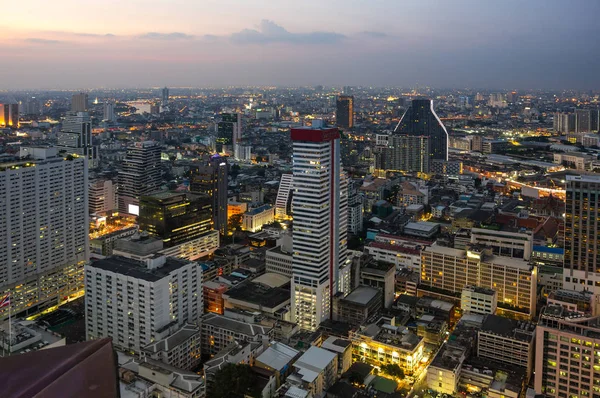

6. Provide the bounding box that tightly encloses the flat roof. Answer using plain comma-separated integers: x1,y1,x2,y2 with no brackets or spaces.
89,256,192,282
252,272,290,288
256,342,299,372
404,221,439,232
480,314,535,342
342,286,380,306
202,313,271,336
224,281,290,309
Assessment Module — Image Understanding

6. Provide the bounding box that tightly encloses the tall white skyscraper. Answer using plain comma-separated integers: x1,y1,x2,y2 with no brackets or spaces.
290,126,349,331
0,146,88,320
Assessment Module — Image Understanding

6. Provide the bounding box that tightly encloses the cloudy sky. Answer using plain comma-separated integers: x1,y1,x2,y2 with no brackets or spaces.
2,0,599,90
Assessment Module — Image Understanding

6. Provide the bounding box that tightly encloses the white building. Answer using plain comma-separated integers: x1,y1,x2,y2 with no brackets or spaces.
471,227,533,260
103,102,116,122
275,173,293,220
0,147,88,320
89,178,116,214
242,204,275,232
290,126,349,331
266,233,293,278
85,254,203,354
141,323,201,371
286,345,338,397
461,285,497,315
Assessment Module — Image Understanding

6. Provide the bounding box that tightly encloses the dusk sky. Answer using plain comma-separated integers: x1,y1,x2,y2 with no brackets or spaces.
2,0,599,90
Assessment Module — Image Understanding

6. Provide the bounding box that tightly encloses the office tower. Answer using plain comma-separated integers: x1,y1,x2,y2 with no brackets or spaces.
216,113,242,157
389,134,430,173
71,92,88,112
103,102,116,122
0,103,19,127
161,86,169,105
394,99,448,170
275,173,293,220
591,109,600,132
58,111,97,165
139,192,212,247
290,126,349,331
534,304,600,398
0,146,88,320
89,178,116,214
85,254,203,353
563,175,600,291
336,95,354,129
189,154,228,235
576,109,592,133
117,141,162,215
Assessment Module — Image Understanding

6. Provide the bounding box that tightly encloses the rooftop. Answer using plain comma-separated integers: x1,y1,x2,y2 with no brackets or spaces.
89,255,192,282
246,204,274,216
341,286,381,306
480,314,535,342
293,346,337,383
256,342,299,372
224,280,290,309
202,313,271,337
142,324,199,354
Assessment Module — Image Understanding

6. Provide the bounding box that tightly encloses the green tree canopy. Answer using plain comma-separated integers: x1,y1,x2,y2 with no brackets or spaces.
211,364,260,398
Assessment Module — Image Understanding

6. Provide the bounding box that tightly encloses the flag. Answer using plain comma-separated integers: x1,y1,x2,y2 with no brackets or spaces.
0,294,9,308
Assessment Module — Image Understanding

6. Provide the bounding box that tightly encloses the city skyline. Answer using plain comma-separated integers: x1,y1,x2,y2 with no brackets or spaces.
2,0,600,90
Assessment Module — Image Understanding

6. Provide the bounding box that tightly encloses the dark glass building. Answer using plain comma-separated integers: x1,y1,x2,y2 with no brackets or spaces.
189,154,228,235
139,192,212,247
216,113,241,154
393,99,448,163
336,95,354,129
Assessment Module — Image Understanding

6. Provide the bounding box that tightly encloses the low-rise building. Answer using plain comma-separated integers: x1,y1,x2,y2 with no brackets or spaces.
243,204,275,232
461,286,498,315
333,286,382,325
321,336,352,375
350,321,425,375
141,324,201,371
360,261,395,308
203,281,229,315
255,341,300,387
201,312,273,356
477,315,535,377
265,234,293,278
286,345,338,397
404,221,440,238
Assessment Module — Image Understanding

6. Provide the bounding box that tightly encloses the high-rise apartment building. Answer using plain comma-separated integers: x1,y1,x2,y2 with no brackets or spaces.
118,141,162,215
161,87,169,105
21,98,41,116
564,175,600,292
576,109,592,133
71,92,88,112
534,304,600,398
139,192,213,247
189,154,228,235
0,147,88,320
554,112,577,134
216,113,242,157
290,126,349,331
103,102,116,122
85,254,203,353
336,95,354,129
393,99,448,171
0,103,19,127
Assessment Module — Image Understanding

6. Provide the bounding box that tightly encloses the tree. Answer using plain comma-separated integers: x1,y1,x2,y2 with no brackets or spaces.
348,371,364,385
257,168,266,178
348,235,363,250
211,364,260,398
229,214,243,231
381,363,404,379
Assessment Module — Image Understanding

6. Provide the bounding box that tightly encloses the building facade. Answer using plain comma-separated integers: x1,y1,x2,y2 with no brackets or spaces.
336,95,354,129
0,147,88,320
117,141,162,215
189,154,228,236
290,126,349,331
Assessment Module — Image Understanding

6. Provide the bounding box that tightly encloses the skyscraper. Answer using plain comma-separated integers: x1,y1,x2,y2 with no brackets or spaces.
216,113,242,157
563,175,600,292
118,141,162,215
58,111,97,165
103,102,116,122
393,99,448,170
71,92,88,112
139,192,213,248
290,126,349,331
0,146,88,320
161,87,169,105
0,103,19,127
553,112,576,134
336,95,354,129
576,109,592,133
189,154,228,236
